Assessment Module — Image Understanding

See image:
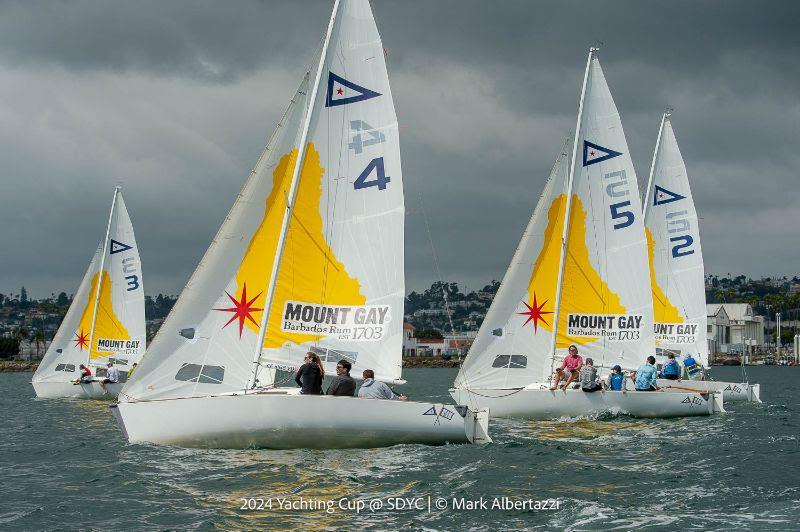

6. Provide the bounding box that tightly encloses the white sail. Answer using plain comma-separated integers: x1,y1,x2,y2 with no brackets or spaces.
643,113,708,366
87,191,146,368
124,0,403,401
33,188,145,385
33,245,102,383
454,144,570,390
256,0,404,382
455,50,654,390
548,50,655,376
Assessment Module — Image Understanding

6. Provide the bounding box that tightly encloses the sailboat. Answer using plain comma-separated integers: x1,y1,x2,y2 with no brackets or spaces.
111,0,490,449
32,187,145,399
644,112,761,403
450,49,724,419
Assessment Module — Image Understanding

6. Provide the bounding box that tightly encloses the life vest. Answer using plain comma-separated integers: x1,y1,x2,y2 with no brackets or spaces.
662,360,680,377
609,373,624,391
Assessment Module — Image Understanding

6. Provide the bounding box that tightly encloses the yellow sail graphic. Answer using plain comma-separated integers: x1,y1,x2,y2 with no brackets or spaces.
77,271,131,359
525,194,626,347
646,228,684,324
231,142,365,348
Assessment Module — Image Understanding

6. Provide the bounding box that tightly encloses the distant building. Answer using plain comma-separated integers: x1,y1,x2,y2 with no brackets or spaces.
401,323,478,357
402,322,417,357
707,303,764,358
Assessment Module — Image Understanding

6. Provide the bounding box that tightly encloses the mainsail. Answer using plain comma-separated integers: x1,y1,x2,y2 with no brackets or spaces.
124,0,403,401
548,49,655,376
643,113,708,366
33,189,145,383
455,49,655,390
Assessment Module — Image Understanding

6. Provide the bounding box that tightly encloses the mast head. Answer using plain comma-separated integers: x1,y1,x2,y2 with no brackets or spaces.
664,106,673,120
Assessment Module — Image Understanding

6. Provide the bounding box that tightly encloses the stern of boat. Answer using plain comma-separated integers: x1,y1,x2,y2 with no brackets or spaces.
463,406,491,444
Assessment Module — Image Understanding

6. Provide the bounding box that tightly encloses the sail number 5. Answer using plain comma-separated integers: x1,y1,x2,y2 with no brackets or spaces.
604,169,635,230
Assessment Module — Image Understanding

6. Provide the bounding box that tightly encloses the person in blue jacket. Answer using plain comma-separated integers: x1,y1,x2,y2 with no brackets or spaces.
606,365,625,391
659,353,681,380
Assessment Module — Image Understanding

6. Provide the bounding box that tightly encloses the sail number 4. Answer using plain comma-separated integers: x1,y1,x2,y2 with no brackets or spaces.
349,120,390,191
354,157,390,191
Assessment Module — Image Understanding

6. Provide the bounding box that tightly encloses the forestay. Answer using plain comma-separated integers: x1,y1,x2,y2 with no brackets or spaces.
123,0,403,402
643,113,708,366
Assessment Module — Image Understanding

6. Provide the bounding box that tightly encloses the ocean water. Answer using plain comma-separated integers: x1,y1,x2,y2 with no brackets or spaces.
1,366,798,531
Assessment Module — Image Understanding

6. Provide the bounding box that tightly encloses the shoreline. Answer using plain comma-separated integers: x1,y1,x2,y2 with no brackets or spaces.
0,361,39,372
402,356,462,368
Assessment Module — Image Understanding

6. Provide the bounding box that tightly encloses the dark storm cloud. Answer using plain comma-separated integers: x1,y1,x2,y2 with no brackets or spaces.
0,0,797,298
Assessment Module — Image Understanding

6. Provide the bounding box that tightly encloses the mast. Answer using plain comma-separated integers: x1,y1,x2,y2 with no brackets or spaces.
642,110,669,220
546,48,596,380
246,0,341,389
86,186,120,367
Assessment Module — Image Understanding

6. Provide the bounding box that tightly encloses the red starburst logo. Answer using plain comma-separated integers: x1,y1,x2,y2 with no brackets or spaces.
213,283,263,338
74,329,89,350
517,293,553,333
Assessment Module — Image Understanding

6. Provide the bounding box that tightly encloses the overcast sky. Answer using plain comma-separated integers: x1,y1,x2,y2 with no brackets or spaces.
1,0,798,299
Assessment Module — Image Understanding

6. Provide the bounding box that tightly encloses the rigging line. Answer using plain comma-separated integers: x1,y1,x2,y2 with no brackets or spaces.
417,191,457,338
463,387,525,399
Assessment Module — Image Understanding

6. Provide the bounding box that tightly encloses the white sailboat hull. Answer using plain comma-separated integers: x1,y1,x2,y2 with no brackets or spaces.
656,379,761,403
111,390,491,449
449,384,724,420
32,380,124,400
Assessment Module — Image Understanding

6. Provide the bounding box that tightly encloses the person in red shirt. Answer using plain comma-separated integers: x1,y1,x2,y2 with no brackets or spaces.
72,364,92,385
550,345,584,390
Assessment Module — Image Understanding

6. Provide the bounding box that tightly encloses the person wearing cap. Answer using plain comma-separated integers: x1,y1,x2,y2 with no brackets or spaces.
606,365,625,391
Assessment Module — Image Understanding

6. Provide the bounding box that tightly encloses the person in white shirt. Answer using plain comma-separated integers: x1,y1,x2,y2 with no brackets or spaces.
100,362,119,394
357,369,407,401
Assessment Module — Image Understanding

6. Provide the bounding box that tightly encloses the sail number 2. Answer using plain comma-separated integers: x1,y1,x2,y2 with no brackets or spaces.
604,169,635,230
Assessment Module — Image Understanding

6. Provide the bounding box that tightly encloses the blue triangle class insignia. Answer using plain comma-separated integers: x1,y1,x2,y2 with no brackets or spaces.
653,185,686,206
109,239,133,254
422,406,437,416
326,72,381,107
583,140,622,167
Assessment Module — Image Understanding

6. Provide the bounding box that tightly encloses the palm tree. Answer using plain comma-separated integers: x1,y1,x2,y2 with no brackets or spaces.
33,331,45,360
15,327,29,361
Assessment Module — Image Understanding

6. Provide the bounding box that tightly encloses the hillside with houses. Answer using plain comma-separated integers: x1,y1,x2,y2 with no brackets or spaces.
2,274,798,362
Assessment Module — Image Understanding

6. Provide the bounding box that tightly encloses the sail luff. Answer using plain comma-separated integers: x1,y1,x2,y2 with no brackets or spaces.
246,0,342,389
86,186,120,367
545,48,596,380
642,112,668,220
